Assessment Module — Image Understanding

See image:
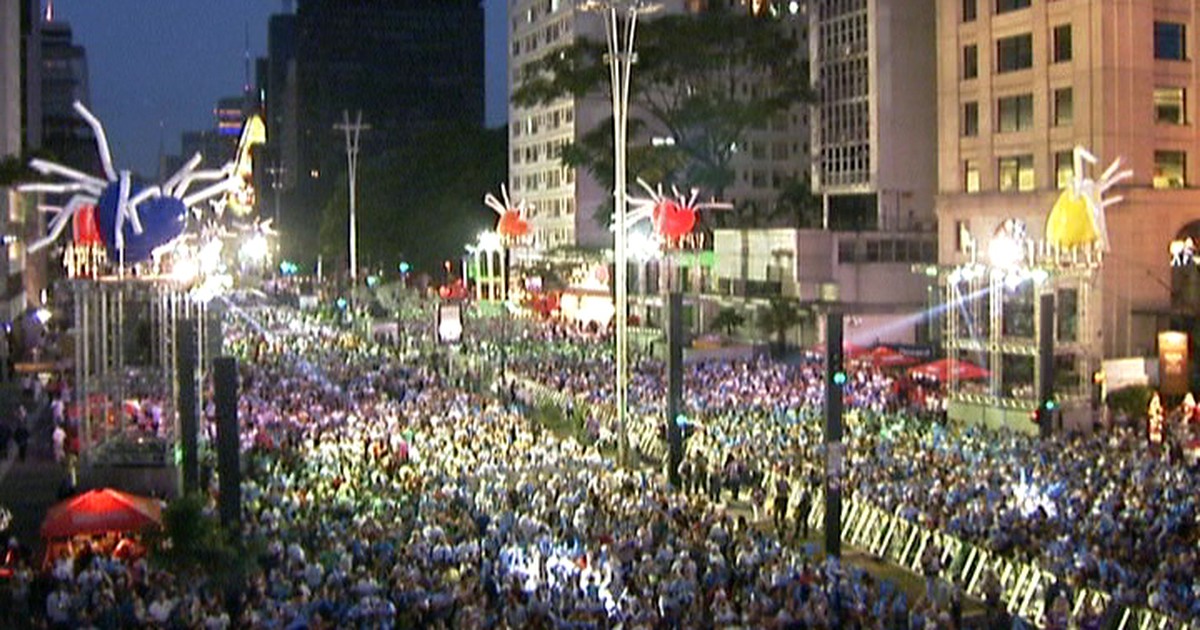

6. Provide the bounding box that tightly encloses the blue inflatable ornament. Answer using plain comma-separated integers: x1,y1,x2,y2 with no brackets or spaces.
17,101,247,264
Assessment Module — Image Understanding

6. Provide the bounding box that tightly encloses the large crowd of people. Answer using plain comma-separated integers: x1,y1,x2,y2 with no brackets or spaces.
505,317,1200,623
3,293,1195,628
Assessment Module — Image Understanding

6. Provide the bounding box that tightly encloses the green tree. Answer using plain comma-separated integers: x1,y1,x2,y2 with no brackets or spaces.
145,494,255,588
320,123,507,276
514,8,810,219
756,297,808,356
0,151,53,187
776,178,824,229
710,306,745,336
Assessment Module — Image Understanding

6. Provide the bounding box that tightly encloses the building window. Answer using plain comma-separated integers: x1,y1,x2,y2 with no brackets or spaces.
963,0,976,22
997,94,1034,132
1155,87,1186,124
1053,88,1073,126
965,160,980,193
1053,24,1072,62
963,44,979,80
1055,150,1073,189
997,34,1034,73
998,155,1034,191
1154,150,1186,188
963,101,979,136
1155,22,1187,60
996,0,1030,15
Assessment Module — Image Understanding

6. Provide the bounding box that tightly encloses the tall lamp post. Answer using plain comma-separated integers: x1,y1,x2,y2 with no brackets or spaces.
334,110,370,284
582,0,659,467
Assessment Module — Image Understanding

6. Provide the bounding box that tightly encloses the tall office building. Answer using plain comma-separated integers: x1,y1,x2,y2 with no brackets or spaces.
936,0,1200,359
507,0,626,252
39,9,95,173
287,0,485,263
508,0,811,253
263,12,298,216
1,0,26,323
810,0,937,231
0,0,45,323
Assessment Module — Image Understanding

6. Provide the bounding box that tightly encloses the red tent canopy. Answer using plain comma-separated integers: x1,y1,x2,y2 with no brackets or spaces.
908,358,990,381
41,489,163,539
869,346,920,368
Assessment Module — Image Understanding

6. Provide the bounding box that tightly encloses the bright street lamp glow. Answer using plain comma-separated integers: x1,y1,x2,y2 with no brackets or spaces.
477,231,503,252
199,239,224,275
627,229,660,262
241,233,270,262
988,234,1023,269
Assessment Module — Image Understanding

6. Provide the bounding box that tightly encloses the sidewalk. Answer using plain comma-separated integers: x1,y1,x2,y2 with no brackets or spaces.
0,382,67,561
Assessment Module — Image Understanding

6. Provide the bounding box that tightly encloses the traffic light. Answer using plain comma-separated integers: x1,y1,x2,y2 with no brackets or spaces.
832,370,848,386
1035,398,1057,436
398,261,411,274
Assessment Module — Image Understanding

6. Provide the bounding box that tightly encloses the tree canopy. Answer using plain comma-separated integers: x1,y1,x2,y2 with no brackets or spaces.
319,124,507,278
514,8,810,224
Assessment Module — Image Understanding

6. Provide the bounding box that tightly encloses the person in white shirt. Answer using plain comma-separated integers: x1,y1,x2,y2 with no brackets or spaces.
52,424,66,463
147,590,176,625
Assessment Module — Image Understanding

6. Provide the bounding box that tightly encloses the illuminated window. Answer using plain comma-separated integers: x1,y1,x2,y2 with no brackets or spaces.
1154,151,1186,189
965,160,980,193
1053,88,1073,126
997,94,1034,132
997,34,1033,73
963,101,979,136
1155,22,1186,60
1053,25,1072,62
1054,150,1073,189
1155,87,1186,124
998,155,1034,191
963,44,979,79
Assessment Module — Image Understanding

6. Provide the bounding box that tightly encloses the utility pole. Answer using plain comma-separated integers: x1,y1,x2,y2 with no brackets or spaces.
824,309,845,558
584,0,661,467
334,110,370,283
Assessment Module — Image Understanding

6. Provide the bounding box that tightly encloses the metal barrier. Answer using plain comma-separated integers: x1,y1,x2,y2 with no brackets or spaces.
517,378,1197,629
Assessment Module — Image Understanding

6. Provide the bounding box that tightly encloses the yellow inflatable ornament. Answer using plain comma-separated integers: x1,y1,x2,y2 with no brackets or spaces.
1043,146,1132,251
1045,188,1099,249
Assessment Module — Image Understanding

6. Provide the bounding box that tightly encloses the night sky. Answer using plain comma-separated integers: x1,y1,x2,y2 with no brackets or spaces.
49,0,508,177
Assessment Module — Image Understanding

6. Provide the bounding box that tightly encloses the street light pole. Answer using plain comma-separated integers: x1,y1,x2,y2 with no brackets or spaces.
585,0,658,468
334,110,370,284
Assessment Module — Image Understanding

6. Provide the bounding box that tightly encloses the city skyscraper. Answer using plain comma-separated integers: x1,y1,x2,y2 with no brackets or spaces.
809,0,937,232
39,8,96,173
276,0,485,264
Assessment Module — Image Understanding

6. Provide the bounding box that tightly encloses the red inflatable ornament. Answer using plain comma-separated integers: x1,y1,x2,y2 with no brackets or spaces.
484,184,532,244
497,210,530,239
628,178,731,250
73,204,103,247
652,200,697,239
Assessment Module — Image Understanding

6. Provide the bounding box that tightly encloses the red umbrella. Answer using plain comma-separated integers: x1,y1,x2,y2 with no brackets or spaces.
908,358,990,381
41,489,163,539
